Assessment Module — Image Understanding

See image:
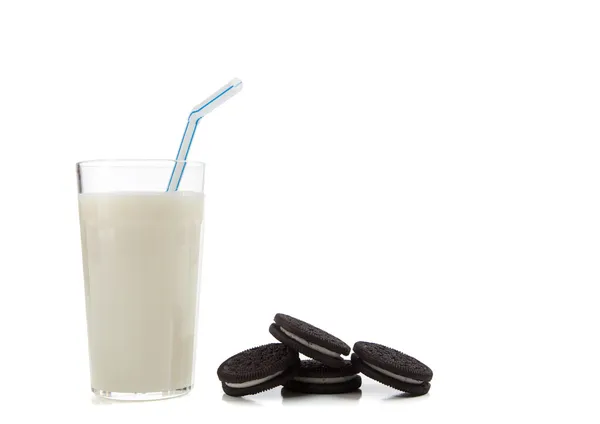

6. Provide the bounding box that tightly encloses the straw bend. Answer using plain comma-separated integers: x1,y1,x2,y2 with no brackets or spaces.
167,78,243,191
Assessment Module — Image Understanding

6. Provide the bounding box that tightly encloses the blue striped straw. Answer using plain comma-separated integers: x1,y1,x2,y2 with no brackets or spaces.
167,78,243,191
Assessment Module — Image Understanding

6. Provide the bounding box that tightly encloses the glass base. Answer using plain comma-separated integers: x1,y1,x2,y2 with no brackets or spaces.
92,385,192,401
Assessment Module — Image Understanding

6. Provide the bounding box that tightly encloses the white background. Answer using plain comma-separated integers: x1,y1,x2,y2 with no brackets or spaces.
0,0,599,422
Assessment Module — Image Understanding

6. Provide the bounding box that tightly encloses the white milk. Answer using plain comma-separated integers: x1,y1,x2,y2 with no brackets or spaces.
78,192,204,394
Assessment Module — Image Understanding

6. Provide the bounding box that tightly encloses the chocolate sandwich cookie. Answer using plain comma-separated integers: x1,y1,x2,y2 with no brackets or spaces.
352,341,433,396
284,359,362,394
269,313,351,367
217,343,300,397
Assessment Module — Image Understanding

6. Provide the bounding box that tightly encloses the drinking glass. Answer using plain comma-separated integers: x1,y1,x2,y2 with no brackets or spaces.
77,160,205,400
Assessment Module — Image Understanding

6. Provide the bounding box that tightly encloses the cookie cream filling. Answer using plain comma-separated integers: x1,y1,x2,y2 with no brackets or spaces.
280,326,340,358
294,375,356,384
363,361,423,384
224,370,284,389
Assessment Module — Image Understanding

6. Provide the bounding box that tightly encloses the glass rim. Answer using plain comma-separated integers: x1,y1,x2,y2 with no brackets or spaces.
76,159,206,168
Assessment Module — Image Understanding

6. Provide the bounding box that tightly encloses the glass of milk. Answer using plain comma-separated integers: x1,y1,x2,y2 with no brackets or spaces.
77,160,205,401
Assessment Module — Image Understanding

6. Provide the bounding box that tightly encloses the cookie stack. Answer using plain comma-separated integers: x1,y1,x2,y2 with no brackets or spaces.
217,313,433,397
